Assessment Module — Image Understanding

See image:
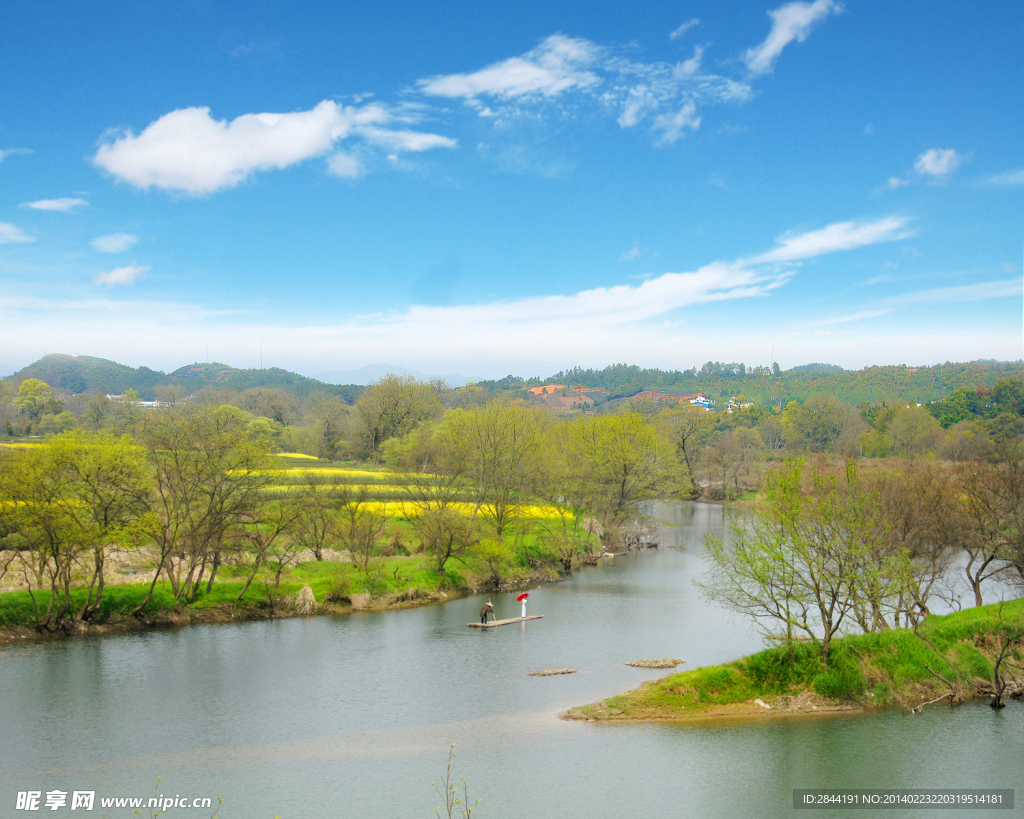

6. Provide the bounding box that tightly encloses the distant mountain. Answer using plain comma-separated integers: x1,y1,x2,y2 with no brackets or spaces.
168,363,363,401
5,355,362,402
7,354,167,397
316,363,481,387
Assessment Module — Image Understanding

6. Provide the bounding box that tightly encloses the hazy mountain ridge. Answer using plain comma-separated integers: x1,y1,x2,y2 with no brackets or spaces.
5,354,1024,407
4,355,361,402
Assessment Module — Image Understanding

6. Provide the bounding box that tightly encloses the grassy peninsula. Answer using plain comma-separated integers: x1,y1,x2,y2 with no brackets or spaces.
566,599,1024,722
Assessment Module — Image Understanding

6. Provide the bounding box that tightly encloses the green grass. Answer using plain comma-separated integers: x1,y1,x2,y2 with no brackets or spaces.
569,598,1024,721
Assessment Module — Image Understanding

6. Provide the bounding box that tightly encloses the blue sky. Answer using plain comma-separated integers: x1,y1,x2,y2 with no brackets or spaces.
1,0,1022,380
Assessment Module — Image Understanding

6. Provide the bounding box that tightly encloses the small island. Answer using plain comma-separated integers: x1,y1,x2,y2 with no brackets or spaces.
566,599,1024,723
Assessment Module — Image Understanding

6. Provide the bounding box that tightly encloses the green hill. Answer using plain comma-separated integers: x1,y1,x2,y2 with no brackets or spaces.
481,360,1024,407
4,355,361,402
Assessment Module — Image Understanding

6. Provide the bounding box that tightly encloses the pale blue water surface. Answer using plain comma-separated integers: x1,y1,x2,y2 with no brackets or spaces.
1,503,1021,818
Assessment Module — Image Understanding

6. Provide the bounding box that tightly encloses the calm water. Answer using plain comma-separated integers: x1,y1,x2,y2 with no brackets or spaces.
1,503,1021,818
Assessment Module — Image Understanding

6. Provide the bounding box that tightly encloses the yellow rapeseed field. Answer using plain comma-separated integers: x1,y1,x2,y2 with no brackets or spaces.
240,467,428,480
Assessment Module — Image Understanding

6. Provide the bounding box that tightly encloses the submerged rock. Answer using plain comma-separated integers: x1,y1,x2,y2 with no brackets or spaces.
625,658,685,668
530,668,577,676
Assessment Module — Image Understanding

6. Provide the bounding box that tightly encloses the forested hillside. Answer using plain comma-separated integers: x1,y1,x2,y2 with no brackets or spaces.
480,359,1024,406
5,354,361,402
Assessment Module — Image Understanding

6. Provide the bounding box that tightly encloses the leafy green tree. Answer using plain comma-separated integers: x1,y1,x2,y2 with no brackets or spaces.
956,445,1024,604
0,431,151,630
13,378,61,421
885,405,941,457
782,395,857,452
355,374,442,462
135,405,275,608
558,412,684,543
699,459,915,661
657,406,716,497
434,401,547,537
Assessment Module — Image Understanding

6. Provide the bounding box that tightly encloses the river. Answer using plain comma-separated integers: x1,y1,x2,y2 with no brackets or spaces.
1,503,1021,817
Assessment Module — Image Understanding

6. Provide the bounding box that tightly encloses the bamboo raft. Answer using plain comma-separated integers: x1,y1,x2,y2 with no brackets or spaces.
467,615,543,628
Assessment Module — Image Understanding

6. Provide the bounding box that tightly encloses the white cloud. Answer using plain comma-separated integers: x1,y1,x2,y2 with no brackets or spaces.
417,35,601,100
807,308,894,327
91,233,139,253
750,216,913,263
981,168,1024,187
652,103,701,145
418,35,750,147
8,215,992,377
93,100,453,195
94,102,355,194
21,197,89,212
677,46,704,77
889,279,1020,306
0,147,31,165
0,223,35,244
94,265,149,286
360,128,457,153
914,148,963,177
745,0,842,75
670,19,700,40
327,152,365,179
619,245,642,262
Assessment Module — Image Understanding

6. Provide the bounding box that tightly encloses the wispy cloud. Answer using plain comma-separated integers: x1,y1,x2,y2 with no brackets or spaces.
94,264,149,286
21,197,89,212
888,278,1021,307
652,103,701,145
93,101,456,195
670,19,700,40
360,128,457,153
327,152,365,179
879,148,966,193
418,33,751,146
749,216,913,264
0,147,32,165
980,168,1024,187
807,308,894,327
0,223,36,244
619,245,643,262
914,148,964,178
745,0,842,75
91,233,138,253
417,35,601,101
6,215,986,375
882,176,909,191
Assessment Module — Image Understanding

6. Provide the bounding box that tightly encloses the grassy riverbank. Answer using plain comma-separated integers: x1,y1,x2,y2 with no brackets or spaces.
0,553,562,646
566,598,1024,722
0,555,465,644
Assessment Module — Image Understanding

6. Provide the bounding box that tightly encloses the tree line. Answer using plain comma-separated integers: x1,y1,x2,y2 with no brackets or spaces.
700,453,1024,663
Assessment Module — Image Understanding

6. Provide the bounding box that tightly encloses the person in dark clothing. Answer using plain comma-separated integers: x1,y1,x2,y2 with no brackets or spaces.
480,600,494,624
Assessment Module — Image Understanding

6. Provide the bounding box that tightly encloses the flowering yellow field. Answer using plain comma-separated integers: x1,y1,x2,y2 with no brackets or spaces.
311,500,564,519
253,460,564,520
273,452,319,460
247,467,426,480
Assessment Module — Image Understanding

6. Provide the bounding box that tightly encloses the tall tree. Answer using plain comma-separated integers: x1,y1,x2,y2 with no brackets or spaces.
435,401,546,536
355,375,442,462
0,431,150,631
134,405,275,608
559,412,684,542
657,406,716,497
